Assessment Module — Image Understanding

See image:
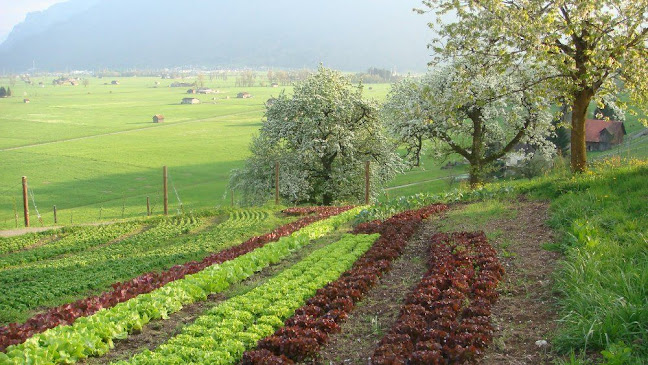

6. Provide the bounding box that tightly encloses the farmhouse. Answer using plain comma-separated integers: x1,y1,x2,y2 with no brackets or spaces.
271,83,279,88
237,92,252,99
181,97,200,104
197,88,214,94
23,98,30,103
111,80,120,85
187,89,196,94
585,119,626,151
153,114,165,123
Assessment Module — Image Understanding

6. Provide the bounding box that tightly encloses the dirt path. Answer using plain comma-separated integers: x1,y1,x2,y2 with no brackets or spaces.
385,175,460,191
0,226,60,238
478,200,561,364
435,200,561,364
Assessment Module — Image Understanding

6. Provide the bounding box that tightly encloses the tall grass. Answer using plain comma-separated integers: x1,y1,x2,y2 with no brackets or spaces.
544,162,648,362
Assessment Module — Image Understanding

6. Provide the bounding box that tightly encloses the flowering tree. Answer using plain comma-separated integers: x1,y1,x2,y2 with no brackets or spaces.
230,66,402,205
383,60,555,187
419,0,648,173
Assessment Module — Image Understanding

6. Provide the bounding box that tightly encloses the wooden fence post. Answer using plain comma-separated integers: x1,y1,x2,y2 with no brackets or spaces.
53,205,57,224
146,196,151,216
230,190,234,207
22,176,29,227
365,161,370,205
275,162,280,205
163,166,168,215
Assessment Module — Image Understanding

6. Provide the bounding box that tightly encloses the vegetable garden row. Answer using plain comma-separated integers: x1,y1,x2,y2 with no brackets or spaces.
0,203,505,364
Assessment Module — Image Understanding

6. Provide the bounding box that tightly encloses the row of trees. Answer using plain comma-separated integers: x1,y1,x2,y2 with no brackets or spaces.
267,69,312,86
230,63,556,205
0,87,12,98
351,67,402,84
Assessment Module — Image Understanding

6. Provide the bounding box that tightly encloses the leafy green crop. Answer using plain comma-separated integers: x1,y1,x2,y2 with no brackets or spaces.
0,208,288,325
0,207,363,364
0,229,65,256
119,232,378,364
0,223,139,269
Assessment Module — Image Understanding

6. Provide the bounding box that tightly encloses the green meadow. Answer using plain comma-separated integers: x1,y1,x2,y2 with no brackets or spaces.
0,76,449,229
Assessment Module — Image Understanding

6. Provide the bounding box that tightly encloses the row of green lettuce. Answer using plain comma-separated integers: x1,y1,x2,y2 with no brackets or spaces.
357,157,648,364
0,222,140,269
0,207,363,364
0,209,284,325
116,232,379,364
0,228,70,256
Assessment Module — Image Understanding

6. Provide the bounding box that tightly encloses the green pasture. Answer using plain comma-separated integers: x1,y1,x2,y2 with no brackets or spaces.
0,76,279,228
0,76,435,229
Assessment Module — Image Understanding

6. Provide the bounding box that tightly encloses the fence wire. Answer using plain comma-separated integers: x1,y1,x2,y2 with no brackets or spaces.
167,171,184,214
29,188,44,226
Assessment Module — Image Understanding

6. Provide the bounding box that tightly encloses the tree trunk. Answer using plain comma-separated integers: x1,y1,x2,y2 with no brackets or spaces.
320,153,336,206
322,192,333,206
469,161,483,189
469,109,484,189
570,89,594,173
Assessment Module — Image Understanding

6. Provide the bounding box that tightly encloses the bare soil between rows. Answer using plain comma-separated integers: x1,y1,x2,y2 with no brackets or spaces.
302,200,561,364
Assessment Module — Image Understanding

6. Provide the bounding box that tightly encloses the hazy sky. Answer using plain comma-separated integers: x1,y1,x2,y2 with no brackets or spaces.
0,0,66,42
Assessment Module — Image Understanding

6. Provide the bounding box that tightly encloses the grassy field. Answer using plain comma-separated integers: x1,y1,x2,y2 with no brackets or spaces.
0,76,274,228
0,76,453,229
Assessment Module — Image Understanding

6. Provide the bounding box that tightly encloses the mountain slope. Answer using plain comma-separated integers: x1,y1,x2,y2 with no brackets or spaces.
0,0,433,72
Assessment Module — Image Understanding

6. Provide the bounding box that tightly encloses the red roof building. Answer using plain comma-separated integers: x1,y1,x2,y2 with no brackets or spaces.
585,119,626,151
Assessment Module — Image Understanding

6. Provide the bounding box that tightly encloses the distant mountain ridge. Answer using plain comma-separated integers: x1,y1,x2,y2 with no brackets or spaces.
0,0,433,72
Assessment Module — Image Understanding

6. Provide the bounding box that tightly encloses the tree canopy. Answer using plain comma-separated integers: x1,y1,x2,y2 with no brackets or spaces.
383,60,555,187
419,0,648,172
230,66,401,205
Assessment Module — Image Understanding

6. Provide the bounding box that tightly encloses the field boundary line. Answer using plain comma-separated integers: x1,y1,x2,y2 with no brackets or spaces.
0,108,264,152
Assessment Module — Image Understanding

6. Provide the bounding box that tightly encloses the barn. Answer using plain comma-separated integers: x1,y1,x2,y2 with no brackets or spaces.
585,119,626,151
181,97,200,104
153,114,165,123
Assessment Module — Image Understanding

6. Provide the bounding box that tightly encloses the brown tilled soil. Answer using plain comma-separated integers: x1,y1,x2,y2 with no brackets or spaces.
302,218,440,365
303,199,561,365
478,200,561,365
